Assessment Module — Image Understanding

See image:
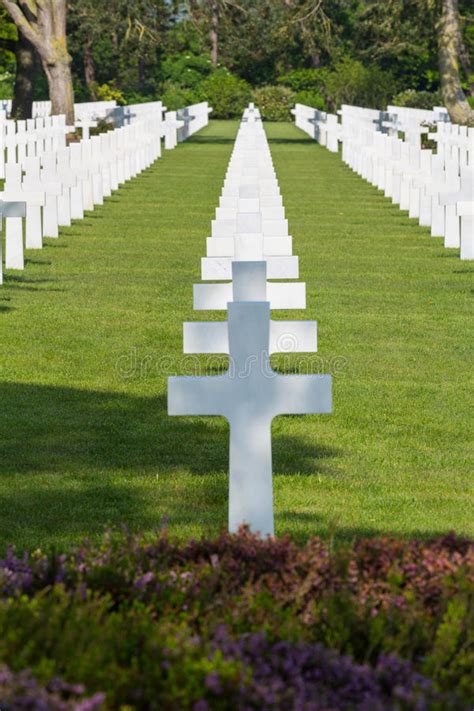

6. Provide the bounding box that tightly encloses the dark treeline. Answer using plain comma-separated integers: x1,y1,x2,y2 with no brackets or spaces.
0,0,473,123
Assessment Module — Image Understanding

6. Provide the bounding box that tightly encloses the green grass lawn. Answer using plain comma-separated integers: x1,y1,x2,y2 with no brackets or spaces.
0,120,472,552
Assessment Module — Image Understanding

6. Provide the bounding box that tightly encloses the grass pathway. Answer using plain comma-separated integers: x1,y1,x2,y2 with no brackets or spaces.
0,120,472,551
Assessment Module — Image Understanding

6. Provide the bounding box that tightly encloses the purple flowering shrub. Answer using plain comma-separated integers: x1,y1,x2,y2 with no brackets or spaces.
0,528,472,709
0,664,104,710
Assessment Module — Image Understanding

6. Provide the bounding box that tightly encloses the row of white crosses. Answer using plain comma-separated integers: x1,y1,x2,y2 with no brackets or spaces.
168,104,332,537
0,115,74,180
0,105,163,284
163,102,213,149
293,102,473,261
292,103,340,153
340,105,473,261
0,99,117,121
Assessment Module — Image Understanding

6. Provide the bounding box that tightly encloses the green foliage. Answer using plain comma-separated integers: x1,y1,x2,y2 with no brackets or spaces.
393,89,443,109
252,85,296,121
278,69,328,110
161,83,198,111
278,68,329,93
294,90,327,112
0,528,472,707
0,70,13,100
323,58,396,111
94,81,126,105
278,62,396,113
161,53,213,89
197,71,252,118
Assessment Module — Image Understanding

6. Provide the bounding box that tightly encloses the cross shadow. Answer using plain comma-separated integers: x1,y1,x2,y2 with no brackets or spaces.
0,382,340,549
0,382,339,478
3,274,56,285
24,258,52,266
188,136,236,145
267,137,315,145
275,511,449,546
1,279,65,293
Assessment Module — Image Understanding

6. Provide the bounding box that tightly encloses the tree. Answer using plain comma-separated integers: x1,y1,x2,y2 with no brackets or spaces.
11,33,37,118
185,0,247,68
1,0,74,123
0,8,38,119
68,0,172,103
438,0,473,123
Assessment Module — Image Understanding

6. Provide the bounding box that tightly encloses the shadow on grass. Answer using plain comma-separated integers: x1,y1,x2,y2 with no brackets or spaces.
0,382,341,548
3,274,56,285
274,511,450,546
1,281,65,293
23,258,53,267
267,137,314,145
0,382,339,477
188,136,235,145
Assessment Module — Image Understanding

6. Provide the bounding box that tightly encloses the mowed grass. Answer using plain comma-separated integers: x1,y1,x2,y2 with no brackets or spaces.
0,120,472,552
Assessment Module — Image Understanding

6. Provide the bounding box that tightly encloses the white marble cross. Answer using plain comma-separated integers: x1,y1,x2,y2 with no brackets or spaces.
169,300,331,535
75,119,98,142
194,259,306,310
457,201,474,260
0,199,27,275
438,169,474,248
186,261,316,354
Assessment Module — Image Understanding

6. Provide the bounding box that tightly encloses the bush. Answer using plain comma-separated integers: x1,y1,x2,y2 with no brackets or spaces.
392,89,443,110
252,85,296,121
0,664,104,710
278,68,329,93
0,529,472,708
161,82,198,111
197,70,252,119
161,53,213,89
122,91,154,105
294,89,327,111
279,62,396,113
323,58,396,111
0,70,13,100
93,81,126,105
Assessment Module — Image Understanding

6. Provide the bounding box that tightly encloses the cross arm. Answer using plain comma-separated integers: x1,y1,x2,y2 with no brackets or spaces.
168,375,230,418
270,374,332,418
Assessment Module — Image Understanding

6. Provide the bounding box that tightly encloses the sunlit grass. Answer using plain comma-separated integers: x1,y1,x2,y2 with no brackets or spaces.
0,120,472,552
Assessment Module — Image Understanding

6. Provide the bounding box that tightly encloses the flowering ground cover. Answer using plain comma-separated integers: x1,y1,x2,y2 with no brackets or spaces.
0,528,472,709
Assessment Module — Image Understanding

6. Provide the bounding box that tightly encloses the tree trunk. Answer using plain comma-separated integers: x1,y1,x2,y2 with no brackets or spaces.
458,36,474,97
210,0,218,66
138,55,145,90
1,0,75,124
42,57,75,125
83,41,97,100
438,0,474,124
11,35,37,120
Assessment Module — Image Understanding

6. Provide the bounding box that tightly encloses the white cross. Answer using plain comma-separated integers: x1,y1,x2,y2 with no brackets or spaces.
439,169,474,248
75,119,98,141
0,199,26,277
457,201,474,260
168,299,332,536
186,261,315,353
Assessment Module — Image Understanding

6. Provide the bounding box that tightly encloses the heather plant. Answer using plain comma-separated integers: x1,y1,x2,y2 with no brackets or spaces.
0,529,472,708
0,663,104,710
